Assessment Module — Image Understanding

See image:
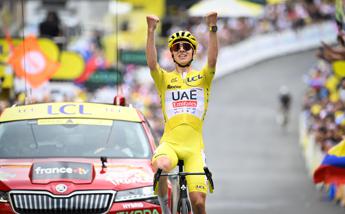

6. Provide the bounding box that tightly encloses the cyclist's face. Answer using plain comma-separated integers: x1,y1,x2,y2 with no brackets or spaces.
171,42,194,65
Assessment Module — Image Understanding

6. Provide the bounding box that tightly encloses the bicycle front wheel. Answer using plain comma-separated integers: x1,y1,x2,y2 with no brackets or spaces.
178,198,191,214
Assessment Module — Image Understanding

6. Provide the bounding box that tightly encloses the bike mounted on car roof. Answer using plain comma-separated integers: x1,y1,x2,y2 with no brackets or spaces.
153,160,214,214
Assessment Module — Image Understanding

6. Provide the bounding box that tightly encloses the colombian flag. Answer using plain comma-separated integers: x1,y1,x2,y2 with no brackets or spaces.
314,139,345,184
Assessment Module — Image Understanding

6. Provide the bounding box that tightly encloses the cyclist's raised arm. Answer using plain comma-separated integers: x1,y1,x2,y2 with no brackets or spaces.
146,15,160,71
205,12,218,69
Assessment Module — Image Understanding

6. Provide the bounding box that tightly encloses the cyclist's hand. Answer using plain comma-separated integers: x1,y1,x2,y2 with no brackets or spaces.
146,15,160,31
205,12,218,26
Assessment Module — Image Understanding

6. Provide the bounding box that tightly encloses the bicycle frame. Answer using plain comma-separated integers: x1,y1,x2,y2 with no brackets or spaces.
153,160,214,214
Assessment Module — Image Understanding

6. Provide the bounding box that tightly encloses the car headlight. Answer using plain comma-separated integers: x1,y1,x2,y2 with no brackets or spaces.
115,186,156,202
0,191,8,203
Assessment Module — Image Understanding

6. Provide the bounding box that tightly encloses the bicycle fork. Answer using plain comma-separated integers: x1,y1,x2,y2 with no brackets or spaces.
177,162,192,214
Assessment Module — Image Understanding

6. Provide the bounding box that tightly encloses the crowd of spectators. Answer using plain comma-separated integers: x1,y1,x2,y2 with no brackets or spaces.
158,0,334,69
156,0,335,72
300,0,345,204
302,0,345,154
302,60,345,152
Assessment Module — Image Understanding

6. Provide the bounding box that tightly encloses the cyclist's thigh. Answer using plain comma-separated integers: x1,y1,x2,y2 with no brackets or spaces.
152,142,178,170
184,150,208,194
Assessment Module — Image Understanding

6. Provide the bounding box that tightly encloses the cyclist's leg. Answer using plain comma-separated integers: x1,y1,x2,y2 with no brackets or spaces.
189,192,206,214
281,105,290,127
152,142,178,213
152,143,178,193
184,150,208,214
171,124,207,214
152,142,178,170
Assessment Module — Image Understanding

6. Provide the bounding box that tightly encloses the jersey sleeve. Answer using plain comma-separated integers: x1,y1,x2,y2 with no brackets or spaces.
203,64,216,86
150,64,165,94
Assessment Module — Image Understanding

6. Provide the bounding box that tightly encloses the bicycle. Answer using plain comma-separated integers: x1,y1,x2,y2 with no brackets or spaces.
276,106,289,127
153,160,215,214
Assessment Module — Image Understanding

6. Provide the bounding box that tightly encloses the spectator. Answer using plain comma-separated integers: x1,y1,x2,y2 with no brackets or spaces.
0,100,9,115
39,11,63,38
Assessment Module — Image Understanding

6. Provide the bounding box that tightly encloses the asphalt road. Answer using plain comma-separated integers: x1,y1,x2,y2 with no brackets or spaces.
203,50,344,214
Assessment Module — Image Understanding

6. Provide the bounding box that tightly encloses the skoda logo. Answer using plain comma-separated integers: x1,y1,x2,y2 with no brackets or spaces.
55,184,68,193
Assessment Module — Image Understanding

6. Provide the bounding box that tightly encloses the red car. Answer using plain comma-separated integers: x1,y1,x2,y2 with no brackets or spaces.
0,102,168,214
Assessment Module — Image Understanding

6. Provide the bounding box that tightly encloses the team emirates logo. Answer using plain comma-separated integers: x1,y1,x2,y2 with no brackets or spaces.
172,100,197,108
170,89,198,108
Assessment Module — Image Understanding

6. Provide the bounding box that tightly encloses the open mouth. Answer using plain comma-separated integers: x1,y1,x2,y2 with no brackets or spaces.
178,54,188,59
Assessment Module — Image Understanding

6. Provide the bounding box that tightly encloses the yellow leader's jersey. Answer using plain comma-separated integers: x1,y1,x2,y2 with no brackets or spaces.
151,64,215,133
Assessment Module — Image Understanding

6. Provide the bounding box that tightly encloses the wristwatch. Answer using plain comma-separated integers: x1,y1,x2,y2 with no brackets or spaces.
209,25,217,33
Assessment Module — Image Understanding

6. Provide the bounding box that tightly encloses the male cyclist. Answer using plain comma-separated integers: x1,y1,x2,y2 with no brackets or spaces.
277,85,292,126
146,12,218,214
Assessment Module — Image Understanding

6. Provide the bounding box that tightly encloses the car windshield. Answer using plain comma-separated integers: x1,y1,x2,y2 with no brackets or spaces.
0,119,151,159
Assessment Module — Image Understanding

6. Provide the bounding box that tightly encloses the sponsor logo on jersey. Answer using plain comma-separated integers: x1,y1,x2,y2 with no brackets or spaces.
165,88,204,119
170,89,198,108
173,100,197,108
195,185,206,190
187,74,202,83
171,89,198,100
171,77,178,83
167,85,181,89
185,74,203,86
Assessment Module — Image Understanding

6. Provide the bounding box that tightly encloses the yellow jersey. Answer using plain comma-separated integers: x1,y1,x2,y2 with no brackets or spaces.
151,64,215,133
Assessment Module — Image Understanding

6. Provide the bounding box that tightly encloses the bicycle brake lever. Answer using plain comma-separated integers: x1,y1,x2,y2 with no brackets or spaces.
203,167,215,193
153,168,162,192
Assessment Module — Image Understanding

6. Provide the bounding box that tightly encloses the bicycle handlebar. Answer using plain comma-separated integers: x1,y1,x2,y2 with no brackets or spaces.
203,167,215,193
153,167,215,193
